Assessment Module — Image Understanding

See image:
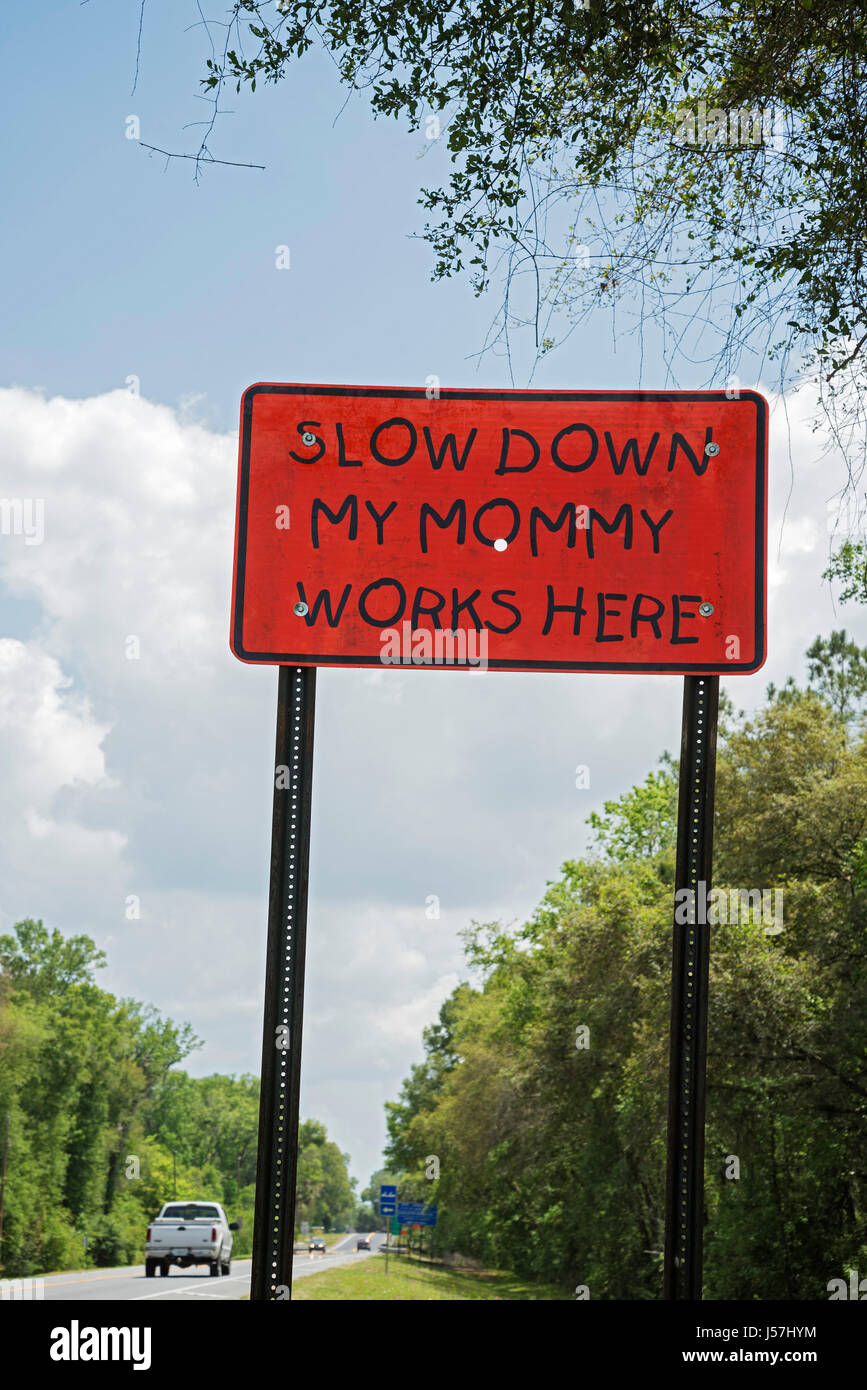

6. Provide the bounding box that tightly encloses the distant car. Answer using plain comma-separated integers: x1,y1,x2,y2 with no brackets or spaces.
356,1236,371,1250
309,1238,326,1253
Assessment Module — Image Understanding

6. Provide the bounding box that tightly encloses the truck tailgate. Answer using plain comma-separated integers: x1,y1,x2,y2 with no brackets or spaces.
148,1220,217,1252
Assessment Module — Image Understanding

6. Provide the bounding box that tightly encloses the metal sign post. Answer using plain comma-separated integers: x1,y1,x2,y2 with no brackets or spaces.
663,674,719,1299
250,664,317,1301
379,1184,396,1276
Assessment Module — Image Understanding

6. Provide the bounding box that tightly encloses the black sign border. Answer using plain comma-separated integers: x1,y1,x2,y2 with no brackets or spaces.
231,384,767,674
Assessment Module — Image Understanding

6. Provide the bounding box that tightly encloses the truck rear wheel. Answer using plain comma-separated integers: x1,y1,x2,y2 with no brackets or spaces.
161,1260,171,1277
209,1253,221,1277
145,1259,156,1278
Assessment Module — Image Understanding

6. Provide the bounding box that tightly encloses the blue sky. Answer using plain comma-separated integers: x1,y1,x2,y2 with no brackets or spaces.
2,2,865,1190
2,3,526,416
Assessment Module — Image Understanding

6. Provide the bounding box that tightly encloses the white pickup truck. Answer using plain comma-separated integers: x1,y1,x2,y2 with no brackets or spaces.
145,1201,239,1278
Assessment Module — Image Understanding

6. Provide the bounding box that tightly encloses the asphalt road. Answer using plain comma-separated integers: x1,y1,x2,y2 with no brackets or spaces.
37,1233,386,1301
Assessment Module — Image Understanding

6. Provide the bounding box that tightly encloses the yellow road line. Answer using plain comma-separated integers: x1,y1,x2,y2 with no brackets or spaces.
42,1270,143,1288
43,1261,253,1289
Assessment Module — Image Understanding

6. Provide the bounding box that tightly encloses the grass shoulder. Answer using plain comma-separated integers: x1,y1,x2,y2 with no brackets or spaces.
293,1251,570,1301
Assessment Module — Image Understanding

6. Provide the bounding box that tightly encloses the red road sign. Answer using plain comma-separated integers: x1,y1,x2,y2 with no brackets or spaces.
231,384,767,674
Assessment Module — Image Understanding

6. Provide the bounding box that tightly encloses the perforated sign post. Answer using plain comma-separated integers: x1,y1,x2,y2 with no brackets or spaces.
232,383,768,1301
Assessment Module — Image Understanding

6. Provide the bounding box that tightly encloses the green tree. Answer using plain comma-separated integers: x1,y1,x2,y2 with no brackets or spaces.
587,765,678,867
0,921,197,1274
0,919,106,1001
823,541,867,607
381,633,867,1296
805,630,867,720
183,5,867,440
0,918,354,1274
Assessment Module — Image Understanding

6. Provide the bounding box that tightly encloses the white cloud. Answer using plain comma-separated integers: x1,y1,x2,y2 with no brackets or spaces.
374,974,461,1047
0,637,111,795
0,638,123,929
0,386,231,677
